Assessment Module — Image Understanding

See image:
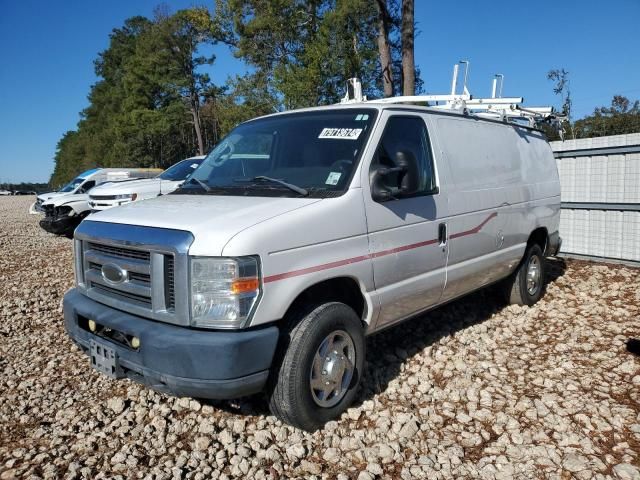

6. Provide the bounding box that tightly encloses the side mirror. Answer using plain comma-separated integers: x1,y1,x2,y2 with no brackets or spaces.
369,150,420,202
370,168,392,202
394,151,420,197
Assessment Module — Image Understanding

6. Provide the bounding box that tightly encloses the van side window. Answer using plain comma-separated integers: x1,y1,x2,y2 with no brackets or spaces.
78,180,95,193
371,116,436,198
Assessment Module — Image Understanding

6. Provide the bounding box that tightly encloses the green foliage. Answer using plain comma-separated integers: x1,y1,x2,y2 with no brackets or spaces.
212,0,419,108
573,95,640,139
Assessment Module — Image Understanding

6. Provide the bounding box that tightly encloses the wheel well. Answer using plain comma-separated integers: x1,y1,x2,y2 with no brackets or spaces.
528,227,548,254
283,277,366,324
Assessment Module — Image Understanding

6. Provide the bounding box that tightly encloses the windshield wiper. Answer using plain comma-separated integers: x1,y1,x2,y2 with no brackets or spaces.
234,176,308,196
184,177,211,192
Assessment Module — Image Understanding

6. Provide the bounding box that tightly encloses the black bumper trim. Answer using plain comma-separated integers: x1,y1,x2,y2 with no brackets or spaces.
40,216,82,236
64,289,279,399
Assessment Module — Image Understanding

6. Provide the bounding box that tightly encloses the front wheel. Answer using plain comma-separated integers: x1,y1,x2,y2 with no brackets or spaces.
267,302,365,431
503,243,546,306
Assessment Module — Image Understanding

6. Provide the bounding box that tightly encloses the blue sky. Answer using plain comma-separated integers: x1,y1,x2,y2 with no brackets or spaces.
1,0,639,183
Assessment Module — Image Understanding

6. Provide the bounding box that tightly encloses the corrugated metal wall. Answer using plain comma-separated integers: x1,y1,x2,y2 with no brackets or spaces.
550,133,640,263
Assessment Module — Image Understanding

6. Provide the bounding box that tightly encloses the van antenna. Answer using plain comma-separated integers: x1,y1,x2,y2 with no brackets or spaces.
491,74,504,98
459,60,470,96
341,78,366,103
450,63,459,95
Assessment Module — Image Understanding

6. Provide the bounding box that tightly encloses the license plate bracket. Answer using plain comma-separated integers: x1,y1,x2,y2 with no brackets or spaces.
89,339,123,379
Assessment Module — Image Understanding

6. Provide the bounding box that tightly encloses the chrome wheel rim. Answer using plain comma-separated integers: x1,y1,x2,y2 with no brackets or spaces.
526,255,541,295
309,330,356,408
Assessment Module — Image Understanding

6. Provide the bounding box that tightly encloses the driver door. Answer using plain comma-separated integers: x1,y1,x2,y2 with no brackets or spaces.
363,113,448,330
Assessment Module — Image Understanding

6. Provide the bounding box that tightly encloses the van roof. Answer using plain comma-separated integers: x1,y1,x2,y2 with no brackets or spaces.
244,102,547,135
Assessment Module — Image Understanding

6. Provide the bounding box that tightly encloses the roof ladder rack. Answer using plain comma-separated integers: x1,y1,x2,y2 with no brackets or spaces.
340,62,567,133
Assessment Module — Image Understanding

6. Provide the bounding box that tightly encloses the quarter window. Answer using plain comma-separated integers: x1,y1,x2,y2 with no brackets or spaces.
371,116,436,197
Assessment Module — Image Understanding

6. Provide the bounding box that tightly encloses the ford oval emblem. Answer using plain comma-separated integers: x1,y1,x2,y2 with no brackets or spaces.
101,263,127,285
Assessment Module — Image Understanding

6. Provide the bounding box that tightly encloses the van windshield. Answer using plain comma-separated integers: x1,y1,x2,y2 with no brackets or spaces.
159,158,203,181
60,177,84,193
177,109,377,197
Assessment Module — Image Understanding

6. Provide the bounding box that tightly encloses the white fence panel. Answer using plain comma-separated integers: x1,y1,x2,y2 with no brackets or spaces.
551,133,640,264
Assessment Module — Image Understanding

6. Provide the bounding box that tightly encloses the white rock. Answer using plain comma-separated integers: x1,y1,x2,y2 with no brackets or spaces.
563,454,588,472
107,397,126,414
398,420,419,439
613,463,640,480
357,471,374,480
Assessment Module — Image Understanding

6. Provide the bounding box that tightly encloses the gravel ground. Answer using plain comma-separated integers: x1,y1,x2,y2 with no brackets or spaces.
1,195,639,480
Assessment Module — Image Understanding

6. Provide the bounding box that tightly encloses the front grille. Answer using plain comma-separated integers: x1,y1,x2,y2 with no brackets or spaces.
164,256,175,311
75,222,192,325
42,205,54,217
87,242,150,261
90,282,152,307
84,242,152,310
82,241,175,317
89,195,117,201
129,271,151,285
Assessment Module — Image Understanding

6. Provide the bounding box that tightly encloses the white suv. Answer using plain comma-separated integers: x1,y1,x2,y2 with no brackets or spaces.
88,157,205,211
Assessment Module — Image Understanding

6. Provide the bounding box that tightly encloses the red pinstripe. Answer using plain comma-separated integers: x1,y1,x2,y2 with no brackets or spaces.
449,212,498,239
264,212,497,283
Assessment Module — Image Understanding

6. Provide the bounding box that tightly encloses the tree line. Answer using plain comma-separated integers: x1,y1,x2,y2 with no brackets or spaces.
0,182,49,194
50,2,640,186
50,0,419,187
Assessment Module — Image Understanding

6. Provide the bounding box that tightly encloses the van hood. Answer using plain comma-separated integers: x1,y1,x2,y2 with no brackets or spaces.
86,194,322,255
38,191,68,202
44,194,89,207
90,177,169,195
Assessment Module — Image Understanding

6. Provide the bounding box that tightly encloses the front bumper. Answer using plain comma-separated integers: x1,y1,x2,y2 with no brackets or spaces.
40,215,82,236
63,288,279,399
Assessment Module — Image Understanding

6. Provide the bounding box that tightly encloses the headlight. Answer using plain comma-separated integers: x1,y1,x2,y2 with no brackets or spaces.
114,193,137,200
55,206,73,217
189,256,260,329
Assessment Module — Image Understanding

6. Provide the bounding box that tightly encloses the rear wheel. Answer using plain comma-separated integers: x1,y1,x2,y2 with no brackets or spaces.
267,302,365,431
504,244,546,306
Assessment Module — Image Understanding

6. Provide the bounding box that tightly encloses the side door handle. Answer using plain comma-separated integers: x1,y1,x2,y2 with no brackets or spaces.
438,222,447,246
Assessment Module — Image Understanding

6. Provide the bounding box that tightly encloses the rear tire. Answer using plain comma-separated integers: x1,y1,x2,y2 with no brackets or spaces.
504,244,545,306
267,302,365,431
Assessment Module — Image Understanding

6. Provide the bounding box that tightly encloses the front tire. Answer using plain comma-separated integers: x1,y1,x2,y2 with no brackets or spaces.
504,243,546,306
267,302,365,431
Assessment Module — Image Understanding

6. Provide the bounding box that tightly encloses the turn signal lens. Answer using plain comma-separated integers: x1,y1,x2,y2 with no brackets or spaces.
88,319,97,332
131,336,141,349
231,278,260,294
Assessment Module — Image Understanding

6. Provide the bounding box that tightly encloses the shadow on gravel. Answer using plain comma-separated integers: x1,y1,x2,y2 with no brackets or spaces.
545,256,567,284
627,338,640,356
202,258,568,418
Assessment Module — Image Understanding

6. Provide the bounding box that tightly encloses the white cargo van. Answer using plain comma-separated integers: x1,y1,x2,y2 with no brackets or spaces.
37,168,161,236
88,157,205,211
63,96,561,430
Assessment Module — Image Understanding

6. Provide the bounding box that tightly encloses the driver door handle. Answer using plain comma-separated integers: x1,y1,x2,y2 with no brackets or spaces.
438,222,447,246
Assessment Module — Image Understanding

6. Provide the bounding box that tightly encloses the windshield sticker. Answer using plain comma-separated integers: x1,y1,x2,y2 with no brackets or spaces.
318,128,363,140
190,163,199,168
325,172,342,185
354,114,369,121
